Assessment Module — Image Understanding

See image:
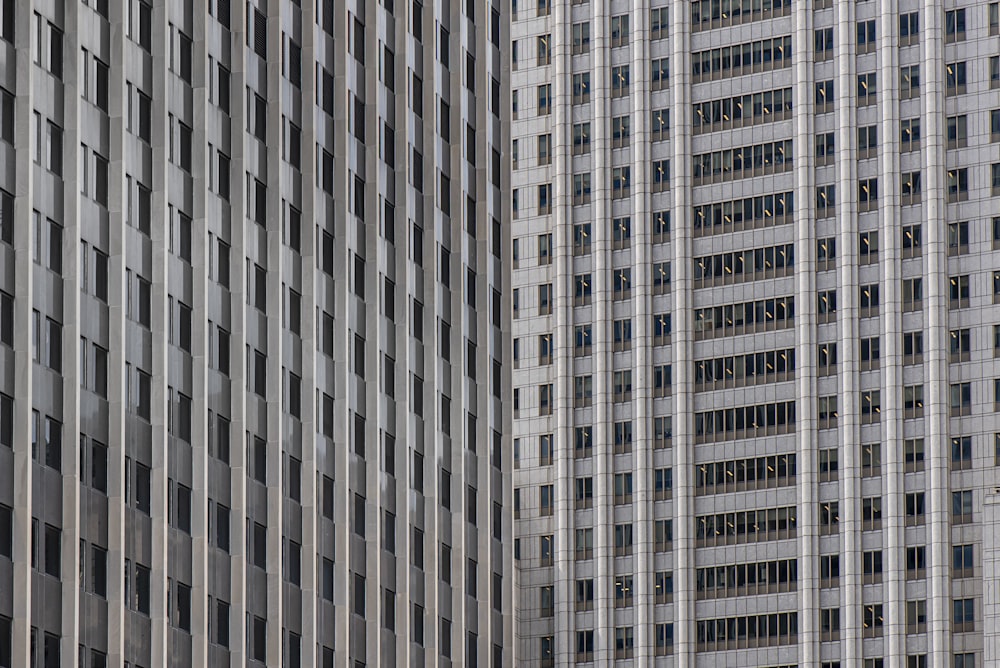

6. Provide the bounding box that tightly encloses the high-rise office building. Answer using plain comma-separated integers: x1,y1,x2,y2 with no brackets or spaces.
511,0,1000,665
0,0,512,666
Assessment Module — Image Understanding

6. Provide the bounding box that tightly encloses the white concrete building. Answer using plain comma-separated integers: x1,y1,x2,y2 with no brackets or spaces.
510,0,1000,666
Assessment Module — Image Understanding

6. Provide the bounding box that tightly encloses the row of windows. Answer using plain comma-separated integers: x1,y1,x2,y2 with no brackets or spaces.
695,349,795,391
513,419,671,468
574,571,674,612
692,36,792,82
696,506,797,545
695,454,796,494
693,87,793,134
696,558,797,599
694,401,797,442
693,0,791,30
693,243,794,287
694,192,793,235
563,622,674,661
696,612,798,650
692,140,793,185
694,297,795,339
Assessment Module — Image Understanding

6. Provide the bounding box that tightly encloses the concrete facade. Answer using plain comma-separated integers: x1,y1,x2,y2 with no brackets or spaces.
510,0,1000,665
0,0,512,666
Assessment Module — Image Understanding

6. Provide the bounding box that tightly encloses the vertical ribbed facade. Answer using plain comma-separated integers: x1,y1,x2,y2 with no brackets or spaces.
510,0,1000,665
0,0,512,667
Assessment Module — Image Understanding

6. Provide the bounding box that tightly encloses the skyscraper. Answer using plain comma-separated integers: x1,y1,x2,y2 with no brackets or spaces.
0,1,511,666
511,0,1000,665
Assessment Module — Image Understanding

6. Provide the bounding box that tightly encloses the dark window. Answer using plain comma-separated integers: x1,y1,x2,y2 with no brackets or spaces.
216,503,230,552
43,524,60,577
176,484,191,533
91,545,107,597
91,440,107,492
0,504,10,558
135,463,151,514
216,600,230,647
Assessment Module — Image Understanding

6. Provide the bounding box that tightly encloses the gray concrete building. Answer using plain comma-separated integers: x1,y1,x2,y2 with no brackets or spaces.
510,0,1000,666
0,0,512,666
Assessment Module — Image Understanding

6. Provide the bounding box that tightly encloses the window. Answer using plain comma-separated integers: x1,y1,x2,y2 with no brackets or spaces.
954,598,975,632
820,555,840,586
34,15,63,78
953,490,973,523
948,221,969,256
950,275,970,309
572,22,590,54
605,166,629,199
857,72,876,105
538,183,552,215
946,61,966,96
821,608,840,641
818,289,837,321
907,545,927,578
614,523,633,556
815,80,834,112
901,171,921,205
861,443,881,477
572,173,592,205
572,122,591,156
906,600,927,634
901,117,921,151
861,390,880,423
900,65,920,99
948,168,968,202
900,11,919,45
857,19,875,52
955,653,976,668
652,57,669,90
613,473,633,505
42,523,60,577
953,544,974,578
863,604,884,637
815,28,834,60
820,500,839,531
816,132,834,165
945,9,966,42
537,84,551,115
818,396,838,429
572,72,591,104
858,178,878,212
611,65,630,97
612,115,630,148
816,185,835,217
611,15,629,47
857,125,877,159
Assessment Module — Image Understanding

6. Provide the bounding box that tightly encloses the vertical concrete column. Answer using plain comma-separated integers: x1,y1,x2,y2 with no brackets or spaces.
833,0,861,661
263,3,286,666
330,0,351,660
299,1,319,665
792,0,819,662
551,0,576,663
148,1,172,665
921,0,951,661
877,0,906,657
668,0,694,662
106,0,128,663
60,0,83,665
589,0,612,663
227,0,250,663
630,0,652,662
190,2,211,664
10,1,35,666
435,4,454,664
